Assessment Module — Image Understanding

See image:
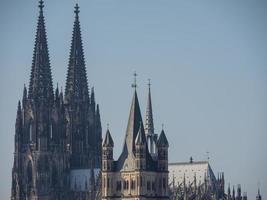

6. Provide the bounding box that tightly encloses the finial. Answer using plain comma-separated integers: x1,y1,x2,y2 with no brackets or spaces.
162,123,164,130
206,151,210,162
107,123,109,130
74,3,80,15
39,0,44,11
131,71,138,89
148,78,151,89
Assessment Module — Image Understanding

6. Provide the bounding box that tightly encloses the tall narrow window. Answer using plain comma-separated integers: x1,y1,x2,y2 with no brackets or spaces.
50,124,53,139
29,124,32,141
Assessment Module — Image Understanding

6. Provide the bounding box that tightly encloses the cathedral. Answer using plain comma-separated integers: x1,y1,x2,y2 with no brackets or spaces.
11,1,101,199
11,1,263,200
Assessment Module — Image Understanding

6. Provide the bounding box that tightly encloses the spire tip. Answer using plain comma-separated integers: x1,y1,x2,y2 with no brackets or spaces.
39,0,44,11
75,3,80,15
131,71,138,89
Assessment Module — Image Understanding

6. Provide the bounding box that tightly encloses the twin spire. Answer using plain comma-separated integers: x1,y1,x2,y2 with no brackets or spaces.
28,0,53,103
27,1,90,105
65,3,90,104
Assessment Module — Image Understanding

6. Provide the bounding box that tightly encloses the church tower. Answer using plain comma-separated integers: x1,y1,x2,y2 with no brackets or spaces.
64,3,102,199
11,1,67,199
101,75,169,200
11,2,102,200
64,3,101,170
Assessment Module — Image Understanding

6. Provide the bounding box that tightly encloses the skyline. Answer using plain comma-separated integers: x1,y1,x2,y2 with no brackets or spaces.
1,0,267,199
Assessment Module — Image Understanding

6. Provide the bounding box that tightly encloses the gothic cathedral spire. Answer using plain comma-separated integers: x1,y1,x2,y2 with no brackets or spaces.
65,3,89,104
28,0,54,104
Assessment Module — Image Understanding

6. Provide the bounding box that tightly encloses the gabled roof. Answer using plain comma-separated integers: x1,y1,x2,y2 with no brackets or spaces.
169,160,217,189
28,0,54,103
65,4,89,104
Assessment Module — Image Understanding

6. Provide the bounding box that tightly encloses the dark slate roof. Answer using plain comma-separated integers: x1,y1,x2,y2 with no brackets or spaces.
135,124,146,145
115,90,158,171
64,4,89,104
157,129,169,147
28,0,54,103
116,90,143,171
103,129,114,147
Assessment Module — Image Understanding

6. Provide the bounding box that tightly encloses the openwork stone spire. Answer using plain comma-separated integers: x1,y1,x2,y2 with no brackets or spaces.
145,79,154,136
65,3,89,104
28,0,54,103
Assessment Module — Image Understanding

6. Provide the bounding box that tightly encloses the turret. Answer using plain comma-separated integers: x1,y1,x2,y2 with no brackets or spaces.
135,123,147,170
243,192,247,200
227,184,231,200
22,84,27,108
256,188,262,200
55,83,60,106
237,184,242,200
233,186,236,200
102,128,114,172
91,87,95,111
95,104,102,168
222,172,225,194
157,128,169,171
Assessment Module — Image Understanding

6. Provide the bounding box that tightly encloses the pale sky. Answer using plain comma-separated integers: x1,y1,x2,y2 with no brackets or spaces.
0,0,267,199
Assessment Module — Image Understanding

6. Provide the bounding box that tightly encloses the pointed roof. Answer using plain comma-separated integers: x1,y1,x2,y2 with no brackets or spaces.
135,123,146,145
123,90,144,153
22,84,27,107
116,90,147,170
95,104,101,124
157,129,169,147
16,101,22,127
28,0,54,103
257,188,262,198
145,80,154,136
65,4,89,104
91,87,95,105
103,129,114,147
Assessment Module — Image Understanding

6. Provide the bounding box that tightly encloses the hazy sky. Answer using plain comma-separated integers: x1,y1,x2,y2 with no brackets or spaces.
0,0,267,199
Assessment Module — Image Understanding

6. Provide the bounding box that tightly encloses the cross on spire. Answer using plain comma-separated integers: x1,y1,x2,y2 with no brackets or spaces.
75,3,80,15
39,0,44,11
131,71,138,89
148,78,151,89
